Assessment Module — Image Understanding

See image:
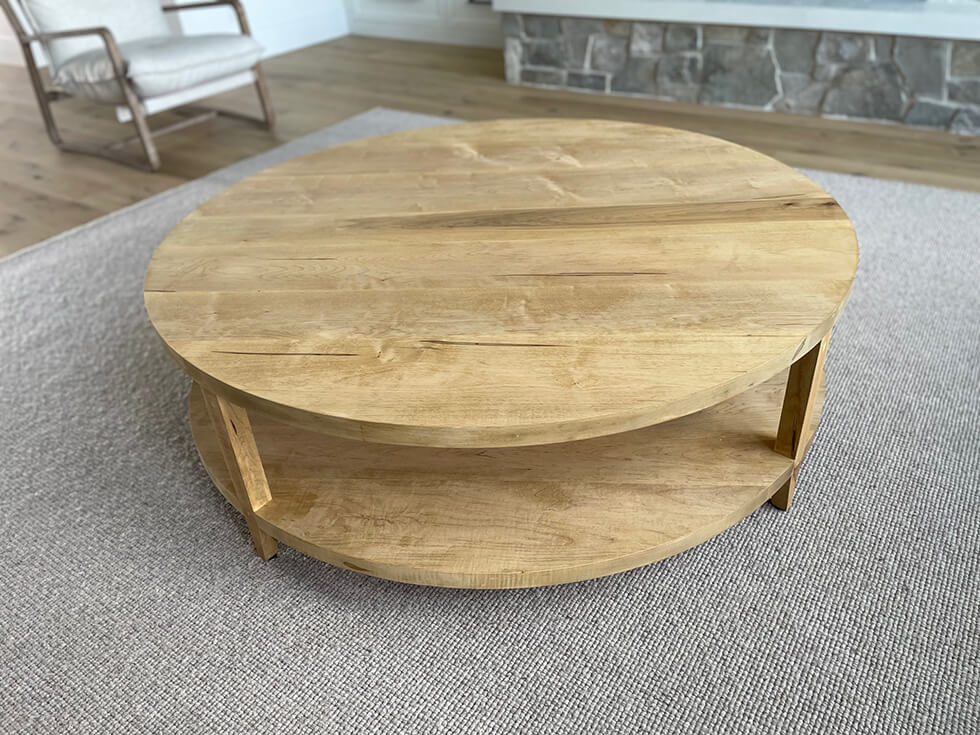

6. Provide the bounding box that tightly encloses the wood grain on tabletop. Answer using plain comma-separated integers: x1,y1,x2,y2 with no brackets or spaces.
145,118,858,447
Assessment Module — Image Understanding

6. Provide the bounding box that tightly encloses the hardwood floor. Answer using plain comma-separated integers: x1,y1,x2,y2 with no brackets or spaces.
1,34,979,258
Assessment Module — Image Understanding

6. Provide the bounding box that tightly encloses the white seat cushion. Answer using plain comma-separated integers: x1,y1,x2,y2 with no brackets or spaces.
52,34,264,104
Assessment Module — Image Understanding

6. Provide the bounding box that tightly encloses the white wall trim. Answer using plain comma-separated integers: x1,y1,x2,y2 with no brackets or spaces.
492,0,980,41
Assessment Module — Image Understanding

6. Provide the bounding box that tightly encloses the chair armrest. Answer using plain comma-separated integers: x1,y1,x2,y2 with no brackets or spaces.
24,26,127,77
161,0,251,36
24,25,137,103
26,25,113,45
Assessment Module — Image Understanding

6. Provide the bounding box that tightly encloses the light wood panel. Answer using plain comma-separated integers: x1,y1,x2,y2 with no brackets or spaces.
1,35,979,258
145,119,857,447
188,372,812,588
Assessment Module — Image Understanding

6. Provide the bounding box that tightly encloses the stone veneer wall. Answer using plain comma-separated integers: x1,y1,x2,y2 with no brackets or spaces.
502,14,980,134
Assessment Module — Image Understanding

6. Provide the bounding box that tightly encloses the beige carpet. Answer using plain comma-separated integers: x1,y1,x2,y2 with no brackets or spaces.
1,107,977,734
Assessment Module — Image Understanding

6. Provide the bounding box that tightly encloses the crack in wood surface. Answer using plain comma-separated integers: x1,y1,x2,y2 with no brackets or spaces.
419,339,564,348
496,271,667,277
212,350,359,356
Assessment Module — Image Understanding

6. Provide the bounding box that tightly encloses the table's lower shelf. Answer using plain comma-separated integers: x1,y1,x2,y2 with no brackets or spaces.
188,369,822,589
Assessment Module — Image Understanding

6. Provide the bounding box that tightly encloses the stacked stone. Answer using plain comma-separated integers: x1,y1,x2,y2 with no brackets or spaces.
502,13,980,134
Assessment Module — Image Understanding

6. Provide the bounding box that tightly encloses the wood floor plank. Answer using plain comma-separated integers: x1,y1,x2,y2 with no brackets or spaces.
1,34,978,257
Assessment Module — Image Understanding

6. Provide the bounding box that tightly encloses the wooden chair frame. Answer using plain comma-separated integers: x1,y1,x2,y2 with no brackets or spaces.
0,0,276,171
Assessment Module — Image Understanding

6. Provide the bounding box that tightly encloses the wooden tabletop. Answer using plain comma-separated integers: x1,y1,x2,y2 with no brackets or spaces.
144,119,858,447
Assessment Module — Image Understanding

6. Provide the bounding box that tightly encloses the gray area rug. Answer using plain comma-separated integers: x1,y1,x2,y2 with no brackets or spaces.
1,107,978,734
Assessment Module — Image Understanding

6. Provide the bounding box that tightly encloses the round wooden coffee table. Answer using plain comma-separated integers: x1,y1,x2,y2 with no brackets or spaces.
144,119,858,588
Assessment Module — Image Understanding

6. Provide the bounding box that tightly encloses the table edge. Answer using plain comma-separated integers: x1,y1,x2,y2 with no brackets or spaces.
154,298,846,447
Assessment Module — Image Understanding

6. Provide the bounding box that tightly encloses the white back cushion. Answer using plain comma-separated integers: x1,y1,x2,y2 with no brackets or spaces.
21,0,171,69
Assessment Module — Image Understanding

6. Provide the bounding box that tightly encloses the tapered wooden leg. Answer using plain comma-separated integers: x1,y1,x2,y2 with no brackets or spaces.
201,387,278,559
770,470,796,511
771,335,829,510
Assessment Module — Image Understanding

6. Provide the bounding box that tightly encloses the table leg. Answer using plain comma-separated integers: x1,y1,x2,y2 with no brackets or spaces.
201,387,278,559
771,335,829,510
770,470,798,511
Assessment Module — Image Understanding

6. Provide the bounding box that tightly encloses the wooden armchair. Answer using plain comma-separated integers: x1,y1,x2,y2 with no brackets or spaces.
0,0,275,170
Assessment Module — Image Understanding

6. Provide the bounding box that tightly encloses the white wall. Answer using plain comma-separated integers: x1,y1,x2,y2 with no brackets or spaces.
175,0,349,58
0,8,26,65
0,0,350,67
344,0,502,48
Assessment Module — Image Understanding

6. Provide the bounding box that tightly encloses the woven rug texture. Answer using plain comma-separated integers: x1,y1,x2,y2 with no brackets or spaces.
0,108,978,734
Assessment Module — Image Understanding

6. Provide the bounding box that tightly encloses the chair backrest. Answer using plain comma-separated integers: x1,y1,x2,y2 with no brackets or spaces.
16,0,172,69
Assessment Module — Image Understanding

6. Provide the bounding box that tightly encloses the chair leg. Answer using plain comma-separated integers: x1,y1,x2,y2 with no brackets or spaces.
129,103,161,171
175,67,275,132
117,83,161,171
19,43,67,147
252,63,276,131
25,71,160,171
